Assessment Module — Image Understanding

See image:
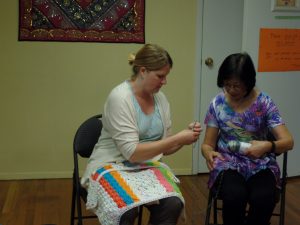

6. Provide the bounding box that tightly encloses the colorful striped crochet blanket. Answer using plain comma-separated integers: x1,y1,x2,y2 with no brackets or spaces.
86,161,184,225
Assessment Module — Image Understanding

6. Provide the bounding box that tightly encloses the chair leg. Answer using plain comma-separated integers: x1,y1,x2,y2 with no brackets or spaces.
279,189,286,225
76,190,83,225
205,190,213,225
73,170,83,225
137,205,143,225
71,177,76,225
213,198,218,225
279,153,287,225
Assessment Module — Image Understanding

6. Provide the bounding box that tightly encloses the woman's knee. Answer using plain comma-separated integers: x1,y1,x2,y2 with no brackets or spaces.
162,197,183,214
248,169,277,206
248,187,277,207
220,170,248,204
120,207,139,225
148,197,183,225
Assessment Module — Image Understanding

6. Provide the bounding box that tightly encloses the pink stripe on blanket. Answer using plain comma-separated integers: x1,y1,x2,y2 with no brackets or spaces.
150,168,174,192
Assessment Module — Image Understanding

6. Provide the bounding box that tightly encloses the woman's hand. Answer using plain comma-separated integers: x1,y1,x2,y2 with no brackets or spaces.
244,140,271,159
188,121,202,133
175,127,201,145
156,122,203,157
173,121,202,145
244,125,294,159
202,147,224,171
200,127,222,170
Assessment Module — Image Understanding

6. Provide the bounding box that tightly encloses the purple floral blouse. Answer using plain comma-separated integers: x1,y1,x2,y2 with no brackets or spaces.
204,91,284,188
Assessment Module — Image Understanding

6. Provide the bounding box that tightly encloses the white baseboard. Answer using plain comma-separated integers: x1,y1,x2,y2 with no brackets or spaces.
0,171,73,180
172,168,192,175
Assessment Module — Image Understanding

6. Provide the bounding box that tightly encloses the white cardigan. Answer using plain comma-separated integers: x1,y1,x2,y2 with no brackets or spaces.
81,81,172,186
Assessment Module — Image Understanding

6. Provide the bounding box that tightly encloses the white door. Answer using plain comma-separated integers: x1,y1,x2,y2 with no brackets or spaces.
193,0,244,173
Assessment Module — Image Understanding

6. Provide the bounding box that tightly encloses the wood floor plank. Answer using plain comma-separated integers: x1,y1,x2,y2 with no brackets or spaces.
0,174,299,225
2,181,19,214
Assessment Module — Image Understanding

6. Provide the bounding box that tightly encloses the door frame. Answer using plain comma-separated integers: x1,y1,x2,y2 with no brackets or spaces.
192,0,204,174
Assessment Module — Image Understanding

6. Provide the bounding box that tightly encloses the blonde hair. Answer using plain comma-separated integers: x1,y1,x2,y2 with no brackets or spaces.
128,53,136,65
129,44,173,79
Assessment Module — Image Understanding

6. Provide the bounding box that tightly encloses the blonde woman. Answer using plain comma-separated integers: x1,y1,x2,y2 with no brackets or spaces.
82,44,202,225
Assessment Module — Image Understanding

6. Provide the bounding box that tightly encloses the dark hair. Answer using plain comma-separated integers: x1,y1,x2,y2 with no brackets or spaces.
129,44,173,78
217,53,256,95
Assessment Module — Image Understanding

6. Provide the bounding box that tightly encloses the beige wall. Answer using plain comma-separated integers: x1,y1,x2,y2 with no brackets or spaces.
0,0,198,179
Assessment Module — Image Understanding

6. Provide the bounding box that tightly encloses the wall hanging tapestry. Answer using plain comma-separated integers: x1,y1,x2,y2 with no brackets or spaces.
19,0,145,43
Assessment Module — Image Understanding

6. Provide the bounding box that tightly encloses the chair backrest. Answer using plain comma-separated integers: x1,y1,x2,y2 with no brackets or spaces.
73,114,102,158
266,131,288,187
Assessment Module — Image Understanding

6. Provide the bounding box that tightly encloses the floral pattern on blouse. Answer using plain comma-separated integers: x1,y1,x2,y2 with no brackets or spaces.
204,91,284,188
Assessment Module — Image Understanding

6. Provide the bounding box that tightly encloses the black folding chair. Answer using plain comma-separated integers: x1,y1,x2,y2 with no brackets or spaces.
70,114,144,225
70,114,102,225
204,148,288,225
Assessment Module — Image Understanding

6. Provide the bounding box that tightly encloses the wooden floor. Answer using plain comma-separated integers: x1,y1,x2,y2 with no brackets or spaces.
0,174,299,225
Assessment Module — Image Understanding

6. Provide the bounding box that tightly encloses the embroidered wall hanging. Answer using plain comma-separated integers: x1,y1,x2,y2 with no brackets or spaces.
19,0,145,43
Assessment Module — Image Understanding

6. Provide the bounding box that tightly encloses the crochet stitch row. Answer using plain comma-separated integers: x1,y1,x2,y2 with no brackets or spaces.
92,165,140,208
91,162,182,209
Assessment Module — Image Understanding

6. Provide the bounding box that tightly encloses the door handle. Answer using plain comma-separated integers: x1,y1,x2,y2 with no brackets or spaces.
205,57,214,67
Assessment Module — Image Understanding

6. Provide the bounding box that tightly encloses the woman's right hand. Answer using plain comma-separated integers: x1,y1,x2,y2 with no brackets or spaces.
200,127,222,170
202,148,224,171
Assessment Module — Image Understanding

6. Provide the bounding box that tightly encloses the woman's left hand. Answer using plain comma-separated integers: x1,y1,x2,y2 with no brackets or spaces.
188,122,202,133
244,140,271,158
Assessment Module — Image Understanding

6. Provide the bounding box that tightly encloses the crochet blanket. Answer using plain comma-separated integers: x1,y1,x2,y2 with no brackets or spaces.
86,161,184,225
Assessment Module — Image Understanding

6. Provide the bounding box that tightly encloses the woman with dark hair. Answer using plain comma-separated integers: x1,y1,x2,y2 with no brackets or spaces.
201,52,293,225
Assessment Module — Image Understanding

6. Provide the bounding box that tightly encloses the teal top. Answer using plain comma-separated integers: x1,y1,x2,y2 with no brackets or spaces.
131,90,163,142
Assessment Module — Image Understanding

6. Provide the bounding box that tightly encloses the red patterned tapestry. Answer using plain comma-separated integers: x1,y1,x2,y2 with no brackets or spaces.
19,0,145,43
